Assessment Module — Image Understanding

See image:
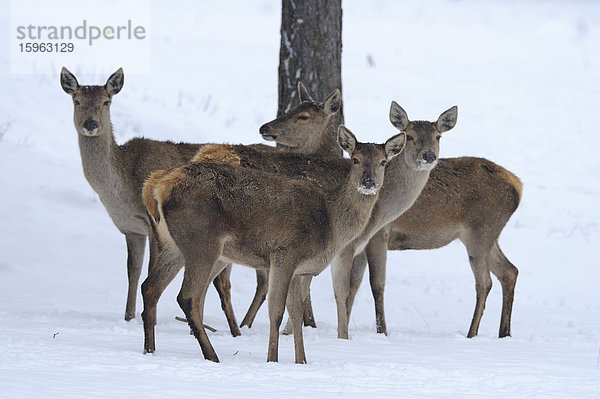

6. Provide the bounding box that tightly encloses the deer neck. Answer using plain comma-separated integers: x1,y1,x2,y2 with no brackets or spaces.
329,174,380,250
77,124,124,193
311,117,335,156
355,155,432,246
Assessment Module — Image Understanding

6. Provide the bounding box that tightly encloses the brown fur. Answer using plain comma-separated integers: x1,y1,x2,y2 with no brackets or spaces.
60,67,242,336
355,156,522,338
260,83,342,156
341,159,522,339
498,165,523,206
239,84,342,329
143,168,188,222
252,96,522,340
191,144,242,166
139,86,349,350
142,170,167,222
386,157,521,251
141,128,405,364
330,103,458,339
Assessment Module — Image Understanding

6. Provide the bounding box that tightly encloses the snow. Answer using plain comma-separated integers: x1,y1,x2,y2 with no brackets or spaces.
1,0,599,397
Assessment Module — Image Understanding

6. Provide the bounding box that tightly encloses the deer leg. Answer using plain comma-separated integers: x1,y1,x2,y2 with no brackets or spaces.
212,262,241,337
282,316,293,336
282,275,315,335
177,250,221,363
240,269,269,328
141,247,184,354
266,261,294,363
365,228,389,335
287,275,307,364
124,233,146,321
466,246,493,338
331,248,354,339
301,276,316,328
147,231,158,274
490,241,518,338
346,251,367,320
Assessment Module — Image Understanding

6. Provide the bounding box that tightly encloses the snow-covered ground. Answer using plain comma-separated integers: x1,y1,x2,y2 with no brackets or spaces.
1,0,599,397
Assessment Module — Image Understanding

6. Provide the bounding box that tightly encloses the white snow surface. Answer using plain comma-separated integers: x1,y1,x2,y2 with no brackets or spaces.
1,0,599,397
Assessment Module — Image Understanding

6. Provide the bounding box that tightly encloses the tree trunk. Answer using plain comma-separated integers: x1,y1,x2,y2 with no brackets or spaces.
277,0,343,156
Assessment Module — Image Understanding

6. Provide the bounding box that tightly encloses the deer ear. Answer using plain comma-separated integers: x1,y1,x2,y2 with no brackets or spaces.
384,133,406,159
436,106,458,132
338,125,357,155
389,101,409,131
323,89,342,116
60,67,79,94
297,82,313,103
105,67,124,96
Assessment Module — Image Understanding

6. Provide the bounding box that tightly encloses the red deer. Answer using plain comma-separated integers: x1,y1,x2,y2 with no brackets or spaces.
60,67,242,335
330,103,458,339
141,126,406,363
347,158,521,338
241,83,341,329
255,97,520,339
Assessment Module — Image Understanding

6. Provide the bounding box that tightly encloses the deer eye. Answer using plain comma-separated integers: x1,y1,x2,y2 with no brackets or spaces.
297,114,310,121
103,101,110,106
380,160,387,167
406,135,413,141
73,100,80,105
352,158,359,164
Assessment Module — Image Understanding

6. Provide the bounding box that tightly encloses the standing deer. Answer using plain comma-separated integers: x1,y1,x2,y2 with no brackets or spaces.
141,126,406,363
331,103,458,339
346,157,521,338
254,98,521,339
60,67,240,335
241,82,341,329
242,102,466,339
136,83,342,342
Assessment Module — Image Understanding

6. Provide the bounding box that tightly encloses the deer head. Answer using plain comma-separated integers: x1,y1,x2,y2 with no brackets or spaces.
389,102,457,171
259,82,341,153
338,125,406,196
61,67,124,137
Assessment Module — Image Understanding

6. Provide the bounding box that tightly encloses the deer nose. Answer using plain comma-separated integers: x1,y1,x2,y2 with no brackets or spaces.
260,124,277,140
423,152,437,163
362,178,375,189
259,124,270,135
83,119,98,132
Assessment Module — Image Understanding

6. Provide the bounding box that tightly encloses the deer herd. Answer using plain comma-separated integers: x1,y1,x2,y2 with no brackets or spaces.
61,67,522,364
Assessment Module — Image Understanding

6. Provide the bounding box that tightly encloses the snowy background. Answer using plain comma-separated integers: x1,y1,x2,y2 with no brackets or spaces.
1,0,599,397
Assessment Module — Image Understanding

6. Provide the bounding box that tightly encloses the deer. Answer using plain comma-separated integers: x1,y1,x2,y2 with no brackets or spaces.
60,67,242,336
256,99,520,339
330,103,458,339
240,82,340,330
259,82,338,156
240,102,460,339
346,158,522,338
141,126,406,364
135,83,342,340
237,101,458,339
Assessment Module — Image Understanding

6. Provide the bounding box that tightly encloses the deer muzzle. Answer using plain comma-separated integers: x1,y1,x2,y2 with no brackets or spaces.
81,119,99,136
417,151,438,169
357,177,378,195
259,124,277,140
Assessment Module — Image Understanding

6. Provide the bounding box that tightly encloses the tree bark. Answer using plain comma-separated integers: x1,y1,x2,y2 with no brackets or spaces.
277,0,343,156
